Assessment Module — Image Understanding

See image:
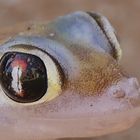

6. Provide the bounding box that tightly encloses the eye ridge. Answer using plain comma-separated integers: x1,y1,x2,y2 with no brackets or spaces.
0,51,48,103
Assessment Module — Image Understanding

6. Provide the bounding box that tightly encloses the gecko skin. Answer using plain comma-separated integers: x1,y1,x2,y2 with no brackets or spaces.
0,11,139,140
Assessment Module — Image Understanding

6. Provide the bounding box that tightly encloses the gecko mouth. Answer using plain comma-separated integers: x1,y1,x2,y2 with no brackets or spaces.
0,107,139,139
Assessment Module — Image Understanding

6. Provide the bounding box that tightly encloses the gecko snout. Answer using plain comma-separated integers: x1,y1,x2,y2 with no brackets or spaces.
125,78,140,106
110,78,140,107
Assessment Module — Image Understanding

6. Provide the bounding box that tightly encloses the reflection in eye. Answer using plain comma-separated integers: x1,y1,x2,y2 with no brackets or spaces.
0,52,48,103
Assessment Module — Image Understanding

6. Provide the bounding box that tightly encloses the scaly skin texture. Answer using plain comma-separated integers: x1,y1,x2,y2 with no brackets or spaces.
0,11,139,140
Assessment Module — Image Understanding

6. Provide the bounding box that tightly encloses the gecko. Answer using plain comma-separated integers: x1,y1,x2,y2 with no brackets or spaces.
0,11,139,140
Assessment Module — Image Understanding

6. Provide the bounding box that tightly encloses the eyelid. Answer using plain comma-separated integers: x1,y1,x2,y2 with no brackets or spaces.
0,45,65,106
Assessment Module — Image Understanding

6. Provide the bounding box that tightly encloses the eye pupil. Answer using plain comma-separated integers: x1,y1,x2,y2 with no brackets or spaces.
0,52,48,103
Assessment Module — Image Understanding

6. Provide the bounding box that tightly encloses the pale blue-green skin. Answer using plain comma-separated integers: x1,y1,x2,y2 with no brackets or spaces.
0,11,139,140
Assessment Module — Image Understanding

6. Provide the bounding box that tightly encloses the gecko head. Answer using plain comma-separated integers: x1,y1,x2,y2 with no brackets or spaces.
0,11,139,139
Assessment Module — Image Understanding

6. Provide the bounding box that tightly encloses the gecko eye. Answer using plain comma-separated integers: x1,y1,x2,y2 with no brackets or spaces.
0,47,63,104
0,52,47,103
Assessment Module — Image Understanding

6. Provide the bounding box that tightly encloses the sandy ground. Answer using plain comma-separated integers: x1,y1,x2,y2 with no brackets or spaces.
0,0,140,139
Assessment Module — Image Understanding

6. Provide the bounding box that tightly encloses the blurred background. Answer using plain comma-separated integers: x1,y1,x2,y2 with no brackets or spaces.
0,0,140,140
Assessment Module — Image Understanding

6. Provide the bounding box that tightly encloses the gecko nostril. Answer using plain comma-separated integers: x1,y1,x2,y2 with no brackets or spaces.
112,90,125,98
